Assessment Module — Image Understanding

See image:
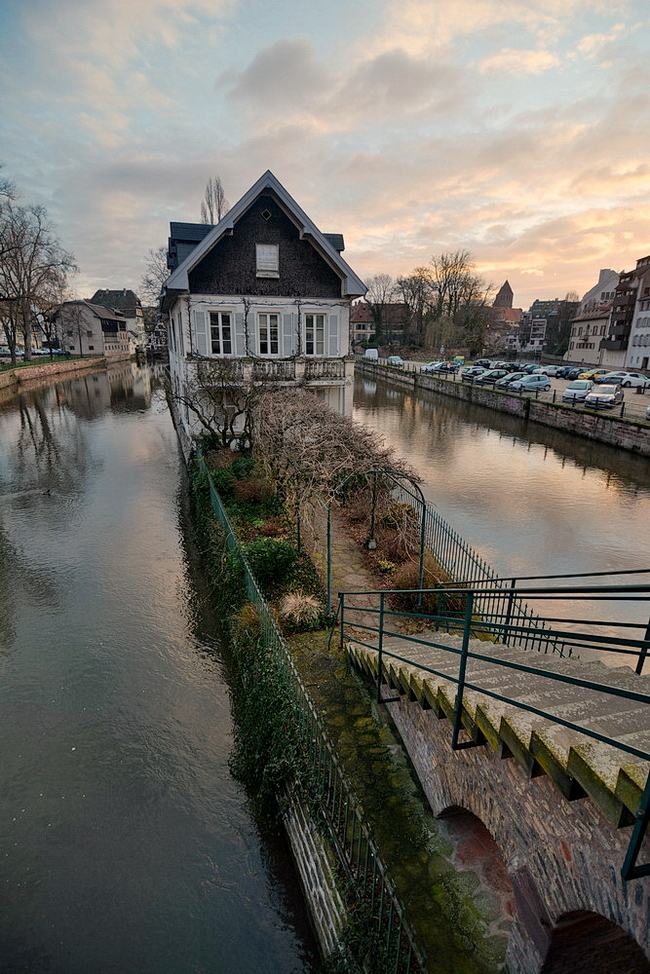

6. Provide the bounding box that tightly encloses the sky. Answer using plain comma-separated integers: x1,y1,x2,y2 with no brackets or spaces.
1,0,649,310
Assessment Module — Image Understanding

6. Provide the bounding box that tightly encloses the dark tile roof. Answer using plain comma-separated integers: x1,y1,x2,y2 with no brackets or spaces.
90,289,141,313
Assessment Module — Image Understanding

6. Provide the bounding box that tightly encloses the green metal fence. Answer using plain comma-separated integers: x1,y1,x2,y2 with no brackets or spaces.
391,481,573,657
337,580,650,880
198,455,426,973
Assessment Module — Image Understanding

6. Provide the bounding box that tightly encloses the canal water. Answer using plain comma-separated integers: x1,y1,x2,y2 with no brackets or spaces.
353,375,650,661
0,366,317,974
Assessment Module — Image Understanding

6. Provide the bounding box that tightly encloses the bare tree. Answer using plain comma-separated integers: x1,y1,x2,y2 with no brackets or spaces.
365,274,397,344
252,388,417,533
165,358,258,449
427,250,492,356
0,199,76,362
140,246,169,308
200,175,230,225
396,267,436,346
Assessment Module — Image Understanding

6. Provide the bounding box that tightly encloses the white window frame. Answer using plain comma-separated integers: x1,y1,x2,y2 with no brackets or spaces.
258,312,280,355
304,313,325,356
209,310,233,355
256,244,279,279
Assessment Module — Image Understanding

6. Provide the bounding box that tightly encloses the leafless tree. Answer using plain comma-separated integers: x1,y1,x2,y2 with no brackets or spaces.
166,357,257,448
427,250,493,356
0,199,76,362
200,175,230,225
57,301,89,357
396,267,437,346
140,246,169,307
365,274,398,344
252,388,418,536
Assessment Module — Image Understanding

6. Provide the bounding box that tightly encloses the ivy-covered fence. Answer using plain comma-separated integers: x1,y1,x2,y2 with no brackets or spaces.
195,453,427,974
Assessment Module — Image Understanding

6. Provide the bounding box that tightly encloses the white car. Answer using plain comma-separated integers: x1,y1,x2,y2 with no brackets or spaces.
596,371,650,389
420,361,443,374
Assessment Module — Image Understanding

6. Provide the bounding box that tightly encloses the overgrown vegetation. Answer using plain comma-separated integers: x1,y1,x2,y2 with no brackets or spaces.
186,391,490,972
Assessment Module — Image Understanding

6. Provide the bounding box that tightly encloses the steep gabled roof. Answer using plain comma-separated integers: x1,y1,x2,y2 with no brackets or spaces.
164,170,365,298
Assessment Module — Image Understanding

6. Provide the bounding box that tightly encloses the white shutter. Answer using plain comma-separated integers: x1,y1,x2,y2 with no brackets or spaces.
234,312,245,356
193,310,208,356
283,313,294,356
328,315,339,356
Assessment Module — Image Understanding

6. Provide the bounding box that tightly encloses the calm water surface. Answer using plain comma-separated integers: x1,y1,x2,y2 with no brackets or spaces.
0,366,316,974
353,376,650,658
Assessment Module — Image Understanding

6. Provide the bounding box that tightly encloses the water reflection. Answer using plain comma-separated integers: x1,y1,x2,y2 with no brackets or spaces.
0,367,316,974
353,376,650,663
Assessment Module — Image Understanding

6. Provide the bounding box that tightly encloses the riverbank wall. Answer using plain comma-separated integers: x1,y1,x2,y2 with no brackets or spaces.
0,357,109,402
357,362,650,457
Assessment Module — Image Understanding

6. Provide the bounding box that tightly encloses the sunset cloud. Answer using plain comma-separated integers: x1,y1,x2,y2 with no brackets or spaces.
0,0,648,308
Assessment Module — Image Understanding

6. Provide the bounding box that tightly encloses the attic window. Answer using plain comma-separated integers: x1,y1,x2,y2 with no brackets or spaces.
256,243,279,278
261,209,272,222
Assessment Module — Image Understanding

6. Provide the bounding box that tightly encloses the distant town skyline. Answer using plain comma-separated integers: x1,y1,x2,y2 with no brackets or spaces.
1,0,649,309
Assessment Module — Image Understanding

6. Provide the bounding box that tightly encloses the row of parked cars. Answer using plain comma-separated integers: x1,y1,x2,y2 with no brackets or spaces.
419,358,650,412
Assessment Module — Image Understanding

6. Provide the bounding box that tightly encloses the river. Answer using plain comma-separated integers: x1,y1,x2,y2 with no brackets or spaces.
353,374,650,661
0,365,316,974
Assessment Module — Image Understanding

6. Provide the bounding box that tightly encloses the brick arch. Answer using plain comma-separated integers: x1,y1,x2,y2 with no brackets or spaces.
540,910,650,974
437,804,516,956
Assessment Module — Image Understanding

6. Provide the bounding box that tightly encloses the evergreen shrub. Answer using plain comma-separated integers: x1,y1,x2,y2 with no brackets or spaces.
242,537,297,598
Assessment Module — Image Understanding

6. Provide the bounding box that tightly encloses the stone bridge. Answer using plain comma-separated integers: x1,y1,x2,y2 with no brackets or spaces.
346,629,650,974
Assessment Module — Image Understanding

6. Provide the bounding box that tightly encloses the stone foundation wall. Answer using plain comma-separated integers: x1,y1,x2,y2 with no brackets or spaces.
384,691,650,973
282,795,347,958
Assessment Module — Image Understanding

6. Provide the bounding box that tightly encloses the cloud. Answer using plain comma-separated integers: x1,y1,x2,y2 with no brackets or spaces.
479,48,561,75
225,38,327,107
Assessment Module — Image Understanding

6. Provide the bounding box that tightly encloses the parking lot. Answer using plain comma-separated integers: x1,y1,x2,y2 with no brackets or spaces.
421,367,650,424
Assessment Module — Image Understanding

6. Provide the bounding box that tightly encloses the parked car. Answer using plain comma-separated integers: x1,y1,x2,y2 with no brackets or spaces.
584,384,624,409
473,358,493,369
363,347,379,361
429,360,460,373
595,371,650,389
508,374,552,392
387,355,404,368
562,379,594,402
461,366,487,382
555,365,574,378
474,368,509,386
494,371,527,389
420,360,443,373
536,365,563,376
565,367,584,380
578,368,610,381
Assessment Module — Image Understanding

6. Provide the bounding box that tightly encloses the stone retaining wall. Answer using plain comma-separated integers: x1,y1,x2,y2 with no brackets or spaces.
383,689,649,974
282,795,347,957
358,363,650,457
0,356,108,390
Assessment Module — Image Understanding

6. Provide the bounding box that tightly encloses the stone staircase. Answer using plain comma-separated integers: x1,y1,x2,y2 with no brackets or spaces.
346,631,650,831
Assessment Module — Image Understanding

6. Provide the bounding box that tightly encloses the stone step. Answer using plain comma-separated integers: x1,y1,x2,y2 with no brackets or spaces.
346,631,650,826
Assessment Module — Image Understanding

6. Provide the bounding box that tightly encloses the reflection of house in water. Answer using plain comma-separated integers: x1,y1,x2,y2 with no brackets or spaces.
64,365,153,419
106,362,152,411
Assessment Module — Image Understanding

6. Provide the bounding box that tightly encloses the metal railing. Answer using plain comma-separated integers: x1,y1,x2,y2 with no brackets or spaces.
198,454,426,972
337,577,650,880
389,481,571,657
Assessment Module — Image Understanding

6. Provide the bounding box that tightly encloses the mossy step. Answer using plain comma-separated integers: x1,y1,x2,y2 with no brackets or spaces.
346,638,650,824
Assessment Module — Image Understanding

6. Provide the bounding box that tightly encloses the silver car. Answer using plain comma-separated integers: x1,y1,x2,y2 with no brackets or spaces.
584,383,624,409
562,379,594,402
